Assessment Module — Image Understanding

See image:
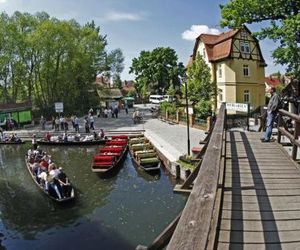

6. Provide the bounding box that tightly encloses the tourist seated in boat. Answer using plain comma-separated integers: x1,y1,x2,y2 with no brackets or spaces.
74,133,81,142
38,171,48,191
1,133,9,142
14,134,21,142
62,133,68,142
99,129,105,139
93,131,99,140
8,134,16,142
31,162,43,177
82,135,93,142
45,132,51,141
40,156,49,171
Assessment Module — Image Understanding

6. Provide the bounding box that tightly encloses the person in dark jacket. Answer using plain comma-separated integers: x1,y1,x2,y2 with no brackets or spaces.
261,87,280,142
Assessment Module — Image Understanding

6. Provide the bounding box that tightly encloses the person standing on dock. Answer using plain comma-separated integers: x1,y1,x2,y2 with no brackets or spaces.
261,87,280,142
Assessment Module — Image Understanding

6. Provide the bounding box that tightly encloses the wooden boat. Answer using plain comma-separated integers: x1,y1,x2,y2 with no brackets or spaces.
25,157,75,203
0,140,25,144
37,138,107,146
129,135,161,173
91,135,128,174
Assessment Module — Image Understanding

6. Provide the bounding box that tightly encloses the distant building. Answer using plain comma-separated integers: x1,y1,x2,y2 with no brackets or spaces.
190,25,266,110
121,80,136,96
0,101,32,128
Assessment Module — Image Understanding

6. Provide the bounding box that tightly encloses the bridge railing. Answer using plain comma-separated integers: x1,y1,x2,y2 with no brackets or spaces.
166,104,226,250
277,109,300,160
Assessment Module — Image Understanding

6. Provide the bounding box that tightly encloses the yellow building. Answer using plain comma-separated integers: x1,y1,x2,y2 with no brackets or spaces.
190,26,266,110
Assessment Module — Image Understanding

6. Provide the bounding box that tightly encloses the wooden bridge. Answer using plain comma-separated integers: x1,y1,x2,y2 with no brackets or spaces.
139,104,300,250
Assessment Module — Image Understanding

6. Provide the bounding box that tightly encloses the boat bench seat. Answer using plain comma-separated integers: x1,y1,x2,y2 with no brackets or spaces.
92,162,113,168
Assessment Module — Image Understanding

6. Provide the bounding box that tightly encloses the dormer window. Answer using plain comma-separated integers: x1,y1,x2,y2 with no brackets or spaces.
240,41,250,53
241,31,248,40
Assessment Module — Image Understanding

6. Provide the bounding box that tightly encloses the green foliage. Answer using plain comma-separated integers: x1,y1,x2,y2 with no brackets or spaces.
194,100,212,118
113,74,122,89
160,101,177,114
185,53,214,118
129,47,185,97
186,53,214,102
0,11,124,115
166,84,176,96
220,0,300,79
126,89,136,97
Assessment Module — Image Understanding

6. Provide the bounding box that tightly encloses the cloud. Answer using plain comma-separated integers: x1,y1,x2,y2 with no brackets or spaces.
0,0,7,3
182,25,220,41
102,11,144,22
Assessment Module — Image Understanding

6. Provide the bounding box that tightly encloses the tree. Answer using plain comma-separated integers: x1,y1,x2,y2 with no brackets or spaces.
186,53,214,118
113,74,122,89
220,0,300,79
0,11,124,115
129,47,185,96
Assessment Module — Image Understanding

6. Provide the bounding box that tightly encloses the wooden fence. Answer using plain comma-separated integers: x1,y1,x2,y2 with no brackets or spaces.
277,108,300,160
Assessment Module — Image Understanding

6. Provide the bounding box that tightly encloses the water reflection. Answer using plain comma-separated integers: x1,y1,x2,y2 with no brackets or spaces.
0,144,187,249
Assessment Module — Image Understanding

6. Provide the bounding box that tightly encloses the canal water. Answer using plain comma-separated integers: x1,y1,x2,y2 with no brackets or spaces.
0,143,187,250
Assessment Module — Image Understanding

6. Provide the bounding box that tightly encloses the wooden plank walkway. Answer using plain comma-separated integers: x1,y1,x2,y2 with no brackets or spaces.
216,131,300,250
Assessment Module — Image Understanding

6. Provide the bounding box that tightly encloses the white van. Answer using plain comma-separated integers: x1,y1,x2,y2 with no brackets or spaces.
163,95,175,102
149,95,164,104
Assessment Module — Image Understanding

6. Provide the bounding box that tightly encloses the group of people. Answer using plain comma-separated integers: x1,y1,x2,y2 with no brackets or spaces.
27,147,71,199
0,131,22,143
103,105,119,118
44,129,105,142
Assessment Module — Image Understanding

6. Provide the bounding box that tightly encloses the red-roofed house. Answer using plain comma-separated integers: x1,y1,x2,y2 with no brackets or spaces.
265,76,281,88
190,26,266,110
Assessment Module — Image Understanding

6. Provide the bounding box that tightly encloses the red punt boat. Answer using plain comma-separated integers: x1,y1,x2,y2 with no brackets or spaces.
91,135,128,174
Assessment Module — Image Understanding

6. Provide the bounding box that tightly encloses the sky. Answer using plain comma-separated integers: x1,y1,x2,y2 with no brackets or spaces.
0,0,285,80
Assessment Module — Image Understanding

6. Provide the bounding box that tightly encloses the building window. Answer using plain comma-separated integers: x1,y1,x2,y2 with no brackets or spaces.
240,41,250,53
218,89,223,102
243,64,250,76
218,64,222,78
244,90,250,103
203,48,206,58
241,31,248,40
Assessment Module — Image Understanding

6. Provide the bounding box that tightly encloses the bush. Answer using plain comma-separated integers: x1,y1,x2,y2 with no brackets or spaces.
160,102,177,115
194,100,212,119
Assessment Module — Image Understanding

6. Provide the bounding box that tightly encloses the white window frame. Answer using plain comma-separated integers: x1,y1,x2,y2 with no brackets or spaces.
244,90,250,103
241,31,248,40
203,48,206,58
240,41,250,53
243,64,250,77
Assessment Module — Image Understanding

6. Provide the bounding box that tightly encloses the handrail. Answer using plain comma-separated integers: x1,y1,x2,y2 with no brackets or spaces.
167,104,226,250
277,109,300,160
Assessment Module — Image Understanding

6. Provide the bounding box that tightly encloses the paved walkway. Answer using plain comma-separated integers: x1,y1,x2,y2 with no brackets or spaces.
92,107,206,162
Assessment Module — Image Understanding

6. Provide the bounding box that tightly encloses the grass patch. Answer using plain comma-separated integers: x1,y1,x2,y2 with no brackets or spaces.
176,160,197,170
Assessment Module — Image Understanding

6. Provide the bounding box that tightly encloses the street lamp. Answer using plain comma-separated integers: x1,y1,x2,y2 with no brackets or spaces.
181,75,190,156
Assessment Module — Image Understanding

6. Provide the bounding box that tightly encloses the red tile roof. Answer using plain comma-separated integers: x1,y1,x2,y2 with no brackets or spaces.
265,77,281,87
191,26,265,64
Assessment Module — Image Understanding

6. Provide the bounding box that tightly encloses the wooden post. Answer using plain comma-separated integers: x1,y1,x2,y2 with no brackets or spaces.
292,122,300,160
277,111,282,144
